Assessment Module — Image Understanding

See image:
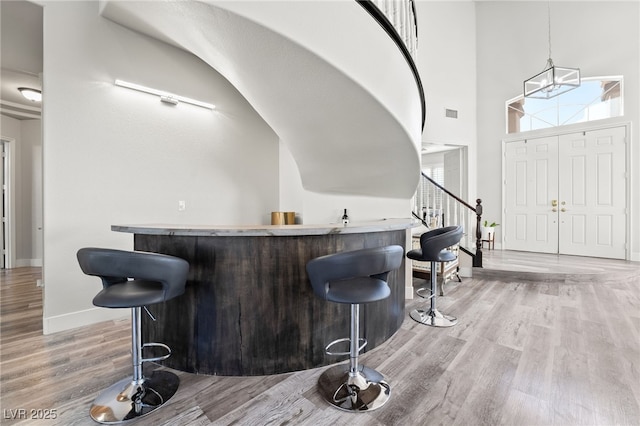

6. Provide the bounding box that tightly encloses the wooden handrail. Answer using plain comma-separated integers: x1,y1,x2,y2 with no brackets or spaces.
357,0,426,129
421,172,477,212
412,210,428,227
418,172,483,267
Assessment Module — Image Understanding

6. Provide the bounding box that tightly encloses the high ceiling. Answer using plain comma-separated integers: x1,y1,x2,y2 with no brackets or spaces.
0,0,43,120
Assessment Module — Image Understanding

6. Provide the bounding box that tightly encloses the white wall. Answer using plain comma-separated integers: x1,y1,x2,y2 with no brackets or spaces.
416,1,477,148
415,0,477,204
0,116,41,267
277,140,303,219
18,119,42,266
41,1,280,333
99,0,422,200
0,116,20,140
476,1,639,257
278,137,413,225
301,193,411,225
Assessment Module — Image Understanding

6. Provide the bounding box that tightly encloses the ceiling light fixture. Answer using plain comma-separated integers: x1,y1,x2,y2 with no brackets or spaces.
523,1,580,99
18,87,42,102
114,79,215,110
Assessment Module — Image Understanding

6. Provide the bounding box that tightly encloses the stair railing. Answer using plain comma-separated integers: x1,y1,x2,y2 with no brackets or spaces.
357,0,425,129
368,0,418,58
412,172,483,267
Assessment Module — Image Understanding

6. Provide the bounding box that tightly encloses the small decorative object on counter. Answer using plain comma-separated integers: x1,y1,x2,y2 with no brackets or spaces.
284,212,296,224
271,212,285,225
341,208,350,225
271,211,296,225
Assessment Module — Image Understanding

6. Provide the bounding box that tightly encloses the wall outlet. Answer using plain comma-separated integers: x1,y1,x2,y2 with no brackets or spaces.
178,200,186,211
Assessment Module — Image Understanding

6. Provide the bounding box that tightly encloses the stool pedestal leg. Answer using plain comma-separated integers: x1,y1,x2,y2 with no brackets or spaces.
317,304,390,411
89,307,179,424
410,261,457,327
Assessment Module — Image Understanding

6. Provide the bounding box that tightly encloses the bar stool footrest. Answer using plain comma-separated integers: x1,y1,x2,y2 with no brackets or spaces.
415,287,435,299
141,342,172,363
325,337,367,356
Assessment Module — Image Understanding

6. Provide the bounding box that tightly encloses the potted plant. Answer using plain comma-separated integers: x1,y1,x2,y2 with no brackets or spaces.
481,220,499,241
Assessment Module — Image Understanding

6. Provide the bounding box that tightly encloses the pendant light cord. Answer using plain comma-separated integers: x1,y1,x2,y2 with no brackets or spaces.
547,0,552,61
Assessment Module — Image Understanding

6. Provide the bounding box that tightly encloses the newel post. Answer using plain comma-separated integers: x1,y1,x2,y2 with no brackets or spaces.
474,199,483,267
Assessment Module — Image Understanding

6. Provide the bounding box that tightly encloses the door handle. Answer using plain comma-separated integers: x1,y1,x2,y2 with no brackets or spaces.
551,200,558,207
561,208,566,212
552,208,557,212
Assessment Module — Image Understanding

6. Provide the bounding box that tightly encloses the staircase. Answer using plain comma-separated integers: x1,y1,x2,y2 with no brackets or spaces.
98,0,481,264
99,0,423,199
412,172,483,267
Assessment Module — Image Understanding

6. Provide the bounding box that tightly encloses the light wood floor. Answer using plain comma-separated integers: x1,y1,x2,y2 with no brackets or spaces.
1,253,639,425
480,249,640,279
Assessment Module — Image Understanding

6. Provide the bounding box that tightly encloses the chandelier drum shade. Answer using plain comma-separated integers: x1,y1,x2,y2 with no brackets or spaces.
523,1,580,99
524,58,580,99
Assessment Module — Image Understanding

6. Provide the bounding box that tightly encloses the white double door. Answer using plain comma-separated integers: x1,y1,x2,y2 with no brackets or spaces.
504,126,627,259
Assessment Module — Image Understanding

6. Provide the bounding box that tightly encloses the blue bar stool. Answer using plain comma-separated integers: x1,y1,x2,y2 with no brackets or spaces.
77,248,189,424
306,245,403,412
406,225,463,327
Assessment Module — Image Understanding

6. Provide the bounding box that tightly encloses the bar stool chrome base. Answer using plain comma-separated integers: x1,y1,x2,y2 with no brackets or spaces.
90,370,179,424
410,308,457,328
317,364,390,412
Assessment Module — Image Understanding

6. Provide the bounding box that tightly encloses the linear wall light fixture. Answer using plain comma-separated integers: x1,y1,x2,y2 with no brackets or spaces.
114,79,215,110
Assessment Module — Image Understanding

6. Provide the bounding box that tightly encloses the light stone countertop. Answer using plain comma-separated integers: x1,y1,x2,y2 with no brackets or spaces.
112,218,418,237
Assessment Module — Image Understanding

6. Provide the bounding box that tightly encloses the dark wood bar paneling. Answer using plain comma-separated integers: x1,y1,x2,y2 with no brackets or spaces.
134,231,406,376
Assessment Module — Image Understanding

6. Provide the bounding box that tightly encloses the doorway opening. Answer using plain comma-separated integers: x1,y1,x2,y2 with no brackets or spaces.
1,138,15,269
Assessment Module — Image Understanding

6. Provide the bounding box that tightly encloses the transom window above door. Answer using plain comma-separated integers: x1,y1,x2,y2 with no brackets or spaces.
506,76,623,134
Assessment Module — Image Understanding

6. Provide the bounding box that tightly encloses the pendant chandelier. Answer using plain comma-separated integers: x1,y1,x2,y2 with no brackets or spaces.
524,1,580,99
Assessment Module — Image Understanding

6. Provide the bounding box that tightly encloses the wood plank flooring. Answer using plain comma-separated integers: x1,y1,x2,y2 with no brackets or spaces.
0,268,43,345
1,253,639,425
478,249,639,280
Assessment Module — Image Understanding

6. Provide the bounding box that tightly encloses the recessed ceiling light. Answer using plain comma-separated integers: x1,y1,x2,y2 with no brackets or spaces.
18,87,42,102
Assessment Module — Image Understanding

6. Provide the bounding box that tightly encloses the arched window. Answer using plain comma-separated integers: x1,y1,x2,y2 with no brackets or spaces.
506,76,623,134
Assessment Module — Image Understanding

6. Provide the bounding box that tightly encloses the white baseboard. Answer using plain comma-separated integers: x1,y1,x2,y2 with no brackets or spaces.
43,307,128,335
459,266,473,278
405,285,414,299
15,259,29,267
15,258,43,267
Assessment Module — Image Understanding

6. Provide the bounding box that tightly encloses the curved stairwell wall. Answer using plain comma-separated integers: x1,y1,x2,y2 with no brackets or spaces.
99,0,422,200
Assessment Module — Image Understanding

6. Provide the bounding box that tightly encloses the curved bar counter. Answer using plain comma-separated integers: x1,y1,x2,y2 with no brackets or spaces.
112,219,414,376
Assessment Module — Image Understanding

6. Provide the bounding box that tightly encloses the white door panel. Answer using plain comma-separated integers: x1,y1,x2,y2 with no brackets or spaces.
504,137,558,253
504,126,627,260
558,127,626,258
